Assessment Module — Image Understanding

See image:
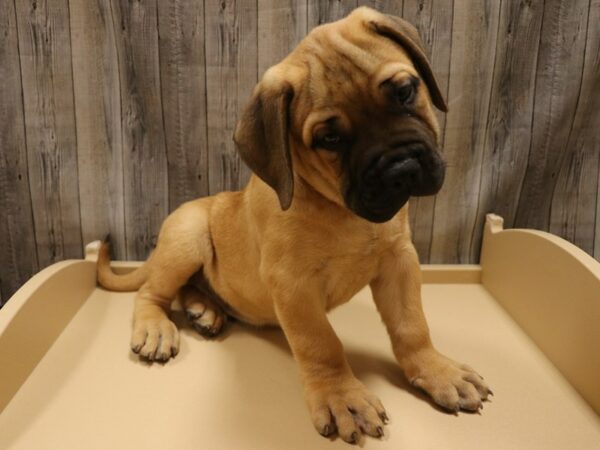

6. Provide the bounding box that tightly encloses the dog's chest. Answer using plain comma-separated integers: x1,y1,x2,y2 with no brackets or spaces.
316,234,381,309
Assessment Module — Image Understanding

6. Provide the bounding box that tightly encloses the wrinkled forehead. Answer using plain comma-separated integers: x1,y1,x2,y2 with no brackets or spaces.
285,22,418,129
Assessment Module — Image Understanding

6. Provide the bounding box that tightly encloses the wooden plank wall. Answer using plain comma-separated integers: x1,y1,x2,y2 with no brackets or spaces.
1,0,599,304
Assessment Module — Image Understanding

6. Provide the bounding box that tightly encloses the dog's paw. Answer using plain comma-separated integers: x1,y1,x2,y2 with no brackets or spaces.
185,300,226,338
305,377,387,444
131,316,179,362
405,350,492,412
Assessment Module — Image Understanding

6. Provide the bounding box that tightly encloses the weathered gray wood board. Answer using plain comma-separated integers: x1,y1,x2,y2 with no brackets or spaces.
15,0,83,268
429,0,502,263
549,0,600,257
595,1,600,260
69,0,126,260
110,0,169,259
514,0,591,233
309,0,357,27
473,0,544,260
205,0,257,194
357,0,402,15
258,0,308,71
158,0,210,208
1,0,599,304
0,0,39,301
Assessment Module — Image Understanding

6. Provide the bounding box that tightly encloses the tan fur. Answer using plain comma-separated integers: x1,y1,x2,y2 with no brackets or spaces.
98,7,490,444
97,241,150,291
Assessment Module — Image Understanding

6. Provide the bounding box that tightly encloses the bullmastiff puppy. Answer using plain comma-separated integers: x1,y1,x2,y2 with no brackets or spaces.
97,6,491,444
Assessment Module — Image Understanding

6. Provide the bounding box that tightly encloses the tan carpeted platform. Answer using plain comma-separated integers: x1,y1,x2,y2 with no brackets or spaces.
1,215,598,449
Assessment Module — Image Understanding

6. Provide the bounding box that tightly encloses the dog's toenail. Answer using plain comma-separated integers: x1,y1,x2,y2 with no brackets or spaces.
350,432,358,443
376,426,383,437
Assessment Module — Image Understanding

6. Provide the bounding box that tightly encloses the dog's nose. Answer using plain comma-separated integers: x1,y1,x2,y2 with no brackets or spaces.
380,157,421,189
364,154,422,190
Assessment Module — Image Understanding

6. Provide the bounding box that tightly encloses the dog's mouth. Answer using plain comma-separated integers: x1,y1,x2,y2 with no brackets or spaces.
345,141,445,223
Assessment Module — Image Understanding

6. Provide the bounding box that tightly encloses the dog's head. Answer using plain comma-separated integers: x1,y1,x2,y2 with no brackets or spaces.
234,7,447,223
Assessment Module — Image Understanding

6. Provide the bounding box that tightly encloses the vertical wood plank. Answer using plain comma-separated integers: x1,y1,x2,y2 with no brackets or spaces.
473,0,544,258
550,0,600,257
430,0,501,263
15,0,83,268
258,0,307,73
356,0,402,15
596,145,600,260
110,0,169,259
402,0,453,263
596,6,600,261
205,0,257,195
308,0,357,28
69,0,126,258
514,0,590,232
0,0,39,304
158,0,210,210
550,143,600,255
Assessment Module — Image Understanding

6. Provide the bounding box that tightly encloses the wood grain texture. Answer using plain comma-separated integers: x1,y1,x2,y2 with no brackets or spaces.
110,0,169,259
473,0,545,255
514,0,590,231
258,0,307,73
308,0,357,27
430,0,502,263
69,0,126,259
357,0,402,15
0,0,39,305
15,0,83,268
205,0,257,194
550,0,600,256
402,0,453,263
158,0,210,209
596,1,600,261
2,2,600,303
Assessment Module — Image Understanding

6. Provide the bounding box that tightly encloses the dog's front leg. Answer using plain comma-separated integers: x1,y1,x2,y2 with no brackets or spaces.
370,243,492,412
272,281,386,443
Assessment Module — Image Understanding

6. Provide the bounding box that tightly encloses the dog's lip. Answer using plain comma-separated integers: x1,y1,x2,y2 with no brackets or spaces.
360,185,412,209
365,200,398,214
358,205,404,223
364,142,428,181
352,191,410,223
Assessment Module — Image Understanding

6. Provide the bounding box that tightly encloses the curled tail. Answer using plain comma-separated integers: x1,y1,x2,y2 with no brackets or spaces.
97,235,151,292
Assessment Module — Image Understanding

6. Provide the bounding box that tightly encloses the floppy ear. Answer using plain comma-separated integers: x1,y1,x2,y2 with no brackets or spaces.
234,79,295,210
368,14,448,112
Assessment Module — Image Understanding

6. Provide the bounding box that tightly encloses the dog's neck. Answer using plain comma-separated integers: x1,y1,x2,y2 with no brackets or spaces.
293,172,346,212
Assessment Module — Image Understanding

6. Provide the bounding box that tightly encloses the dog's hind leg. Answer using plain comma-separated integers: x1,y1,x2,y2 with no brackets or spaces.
180,284,227,338
130,200,214,361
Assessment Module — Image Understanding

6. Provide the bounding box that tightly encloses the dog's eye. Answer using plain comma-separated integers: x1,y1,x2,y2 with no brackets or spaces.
382,77,420,106
395,82,416,104
323,134,340,145
315,132,343,150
